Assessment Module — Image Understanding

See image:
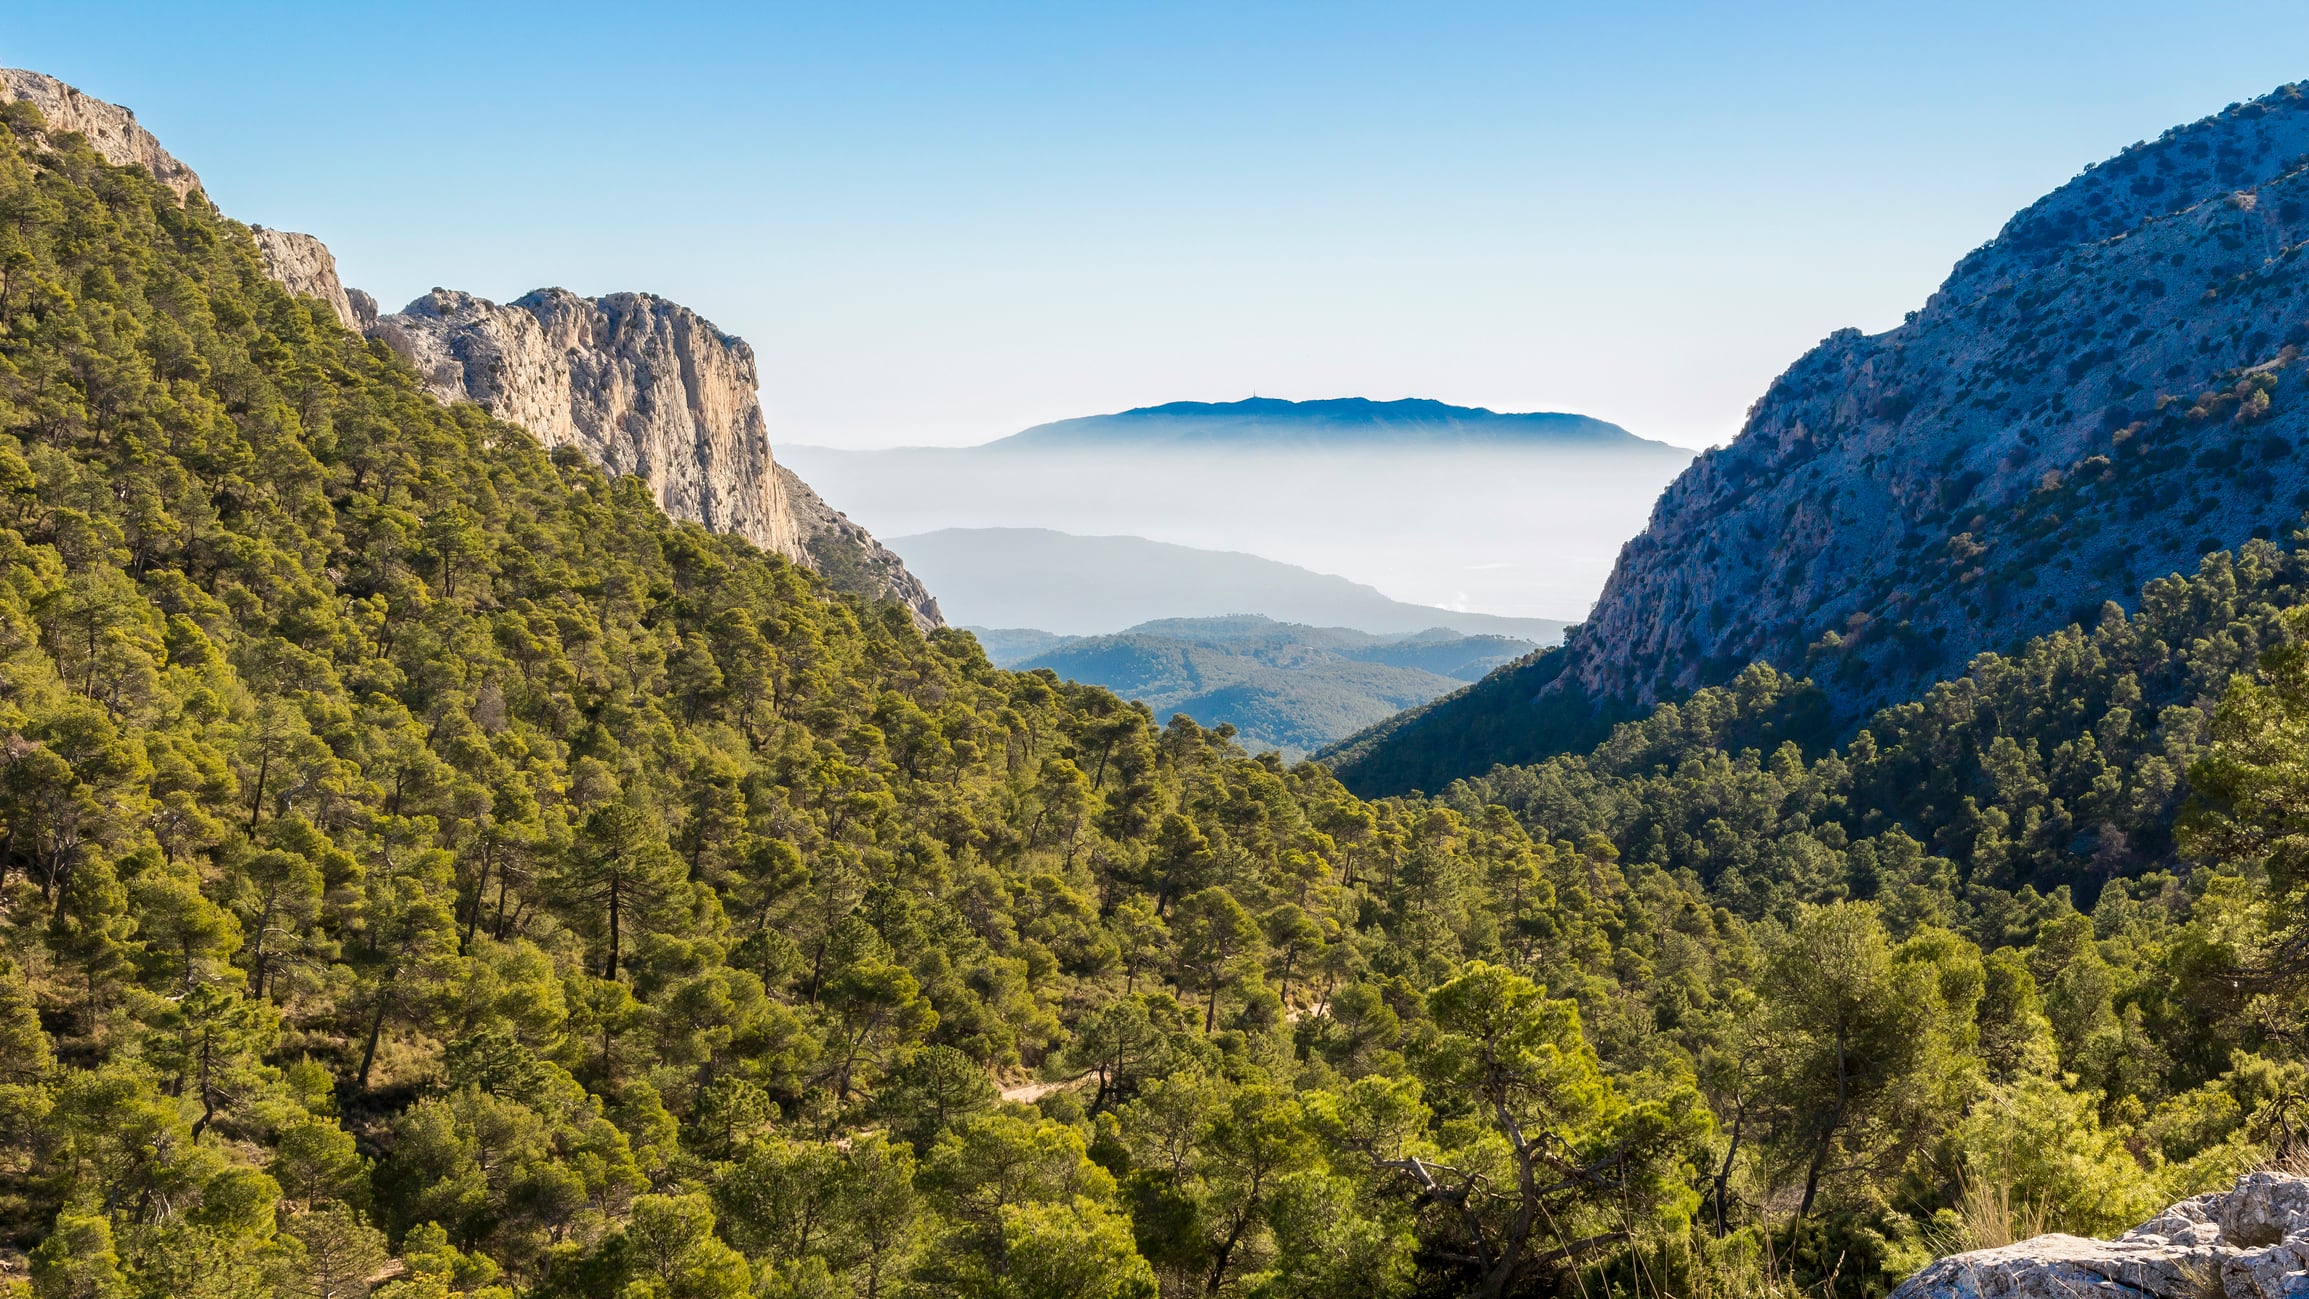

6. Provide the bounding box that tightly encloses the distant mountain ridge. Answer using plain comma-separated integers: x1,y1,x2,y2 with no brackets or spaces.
1328,80,2309,795
990,396,1680,451
889,528,1568,640
977,615,1540,758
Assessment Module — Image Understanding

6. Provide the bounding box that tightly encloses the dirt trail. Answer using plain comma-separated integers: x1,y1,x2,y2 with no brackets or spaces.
999,1074,1089,1104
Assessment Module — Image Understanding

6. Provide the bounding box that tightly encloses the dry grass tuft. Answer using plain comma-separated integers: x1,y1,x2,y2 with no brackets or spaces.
1955,1168,2052,1252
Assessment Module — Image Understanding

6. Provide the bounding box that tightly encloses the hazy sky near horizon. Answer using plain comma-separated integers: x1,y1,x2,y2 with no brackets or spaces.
6,3,2309,449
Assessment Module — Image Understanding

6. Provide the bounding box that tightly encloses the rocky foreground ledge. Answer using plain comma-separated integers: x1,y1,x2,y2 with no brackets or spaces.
1893,1172,2309,1299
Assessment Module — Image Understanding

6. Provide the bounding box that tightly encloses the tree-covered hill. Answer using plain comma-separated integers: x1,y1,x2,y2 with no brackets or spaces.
982,616,1538,759
10,75,2309,1299
1446,540,2305,921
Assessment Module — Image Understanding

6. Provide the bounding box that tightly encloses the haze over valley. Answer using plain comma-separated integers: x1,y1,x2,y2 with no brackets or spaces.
782,397,1694,623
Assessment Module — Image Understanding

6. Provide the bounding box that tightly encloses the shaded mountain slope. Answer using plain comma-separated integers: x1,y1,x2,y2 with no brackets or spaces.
1331,80,2309,795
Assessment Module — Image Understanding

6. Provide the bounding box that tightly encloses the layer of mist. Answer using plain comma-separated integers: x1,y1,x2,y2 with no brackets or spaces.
781,442,1692,619
890,528,1568,640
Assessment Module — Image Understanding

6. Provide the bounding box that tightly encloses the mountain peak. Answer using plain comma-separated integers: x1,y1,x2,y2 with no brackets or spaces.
991,395,1670,450
1330,77,2309,795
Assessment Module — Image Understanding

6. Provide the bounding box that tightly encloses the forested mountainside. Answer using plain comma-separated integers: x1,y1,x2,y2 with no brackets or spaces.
1330,81,2309,796
16,68,2309,1299
0,91,1721,1299
0,69,944,636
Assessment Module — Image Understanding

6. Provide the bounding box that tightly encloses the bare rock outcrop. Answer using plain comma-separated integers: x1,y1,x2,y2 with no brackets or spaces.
372,287,805,561
1335,82,2309,787
1892,1172,2309,1299
369,288,943,629
251,228,361,330
1562,82,2309,722
0,68,201,199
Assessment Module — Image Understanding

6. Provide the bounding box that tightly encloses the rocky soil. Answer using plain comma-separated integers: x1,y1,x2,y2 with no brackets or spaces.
1893,1172,2309,1299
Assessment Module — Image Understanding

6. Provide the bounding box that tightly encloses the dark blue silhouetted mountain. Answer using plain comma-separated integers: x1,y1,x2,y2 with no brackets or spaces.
987,396,1683,452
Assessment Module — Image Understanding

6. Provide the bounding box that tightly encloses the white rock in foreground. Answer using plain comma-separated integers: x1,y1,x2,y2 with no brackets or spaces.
1892,1172,2309,1299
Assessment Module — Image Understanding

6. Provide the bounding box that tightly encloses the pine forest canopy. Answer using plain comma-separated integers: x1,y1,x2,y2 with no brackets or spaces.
8,65,2309,1299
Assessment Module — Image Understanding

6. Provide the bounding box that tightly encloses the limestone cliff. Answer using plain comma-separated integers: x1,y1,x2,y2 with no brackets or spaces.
368,288,943,629
374,287,803,556
251,228,362,330
1560,82,2309,719
0,67,202,200
1332,81,2309,793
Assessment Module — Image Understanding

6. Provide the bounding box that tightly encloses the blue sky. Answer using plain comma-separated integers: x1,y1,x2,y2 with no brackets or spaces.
6,2,2309,448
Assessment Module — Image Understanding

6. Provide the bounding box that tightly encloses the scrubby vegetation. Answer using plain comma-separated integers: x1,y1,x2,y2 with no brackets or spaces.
6,88,2309,1299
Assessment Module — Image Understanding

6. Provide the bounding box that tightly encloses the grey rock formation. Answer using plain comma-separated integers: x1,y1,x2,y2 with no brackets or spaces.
1339,81,2309,786
1892,1172,2309,1299
0,68,202,200
1565,82,2309,721
372,287,803,559
777,465,942,629
369,288,943,629
251,228,361,330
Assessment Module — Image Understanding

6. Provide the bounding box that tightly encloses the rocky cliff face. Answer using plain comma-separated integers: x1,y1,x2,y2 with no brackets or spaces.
1336,82,2309,789
0,68,202,200
251,228,362,330
370,287,804,560
1893,1172,2309,1299
367,288,942,629
1564,82,2309,719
